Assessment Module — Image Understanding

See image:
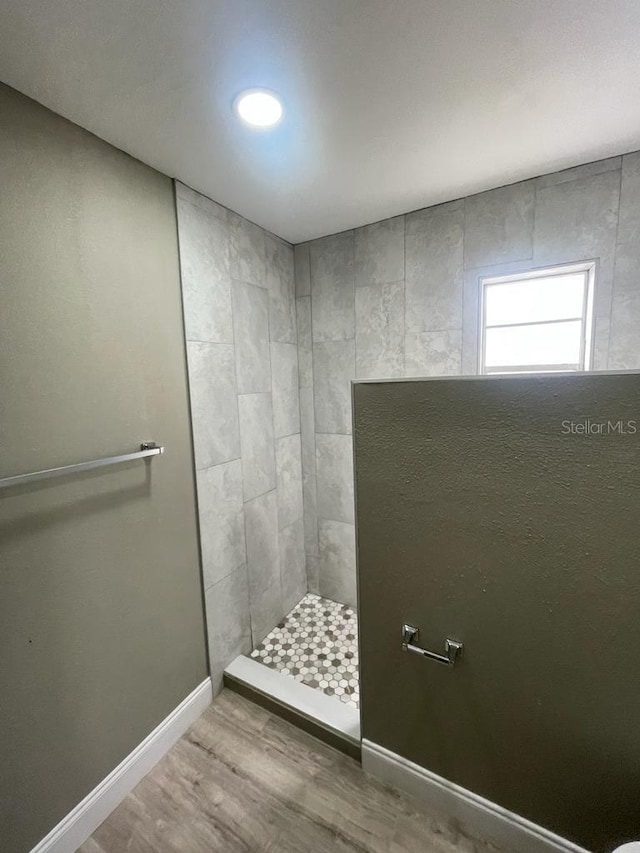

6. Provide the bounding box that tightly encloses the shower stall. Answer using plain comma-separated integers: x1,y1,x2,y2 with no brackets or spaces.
176,182,363,753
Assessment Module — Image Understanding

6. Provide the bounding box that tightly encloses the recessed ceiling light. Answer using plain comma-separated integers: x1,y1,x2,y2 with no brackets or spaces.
234,89,283,129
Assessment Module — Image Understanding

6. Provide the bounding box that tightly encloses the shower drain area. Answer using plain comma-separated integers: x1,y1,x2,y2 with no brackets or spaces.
250,593,359,709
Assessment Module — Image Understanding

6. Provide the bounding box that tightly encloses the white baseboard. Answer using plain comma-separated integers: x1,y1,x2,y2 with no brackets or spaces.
30,678,212,853
361,739,591,853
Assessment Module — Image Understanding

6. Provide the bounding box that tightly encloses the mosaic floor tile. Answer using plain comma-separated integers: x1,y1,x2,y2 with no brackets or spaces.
250,593,359,709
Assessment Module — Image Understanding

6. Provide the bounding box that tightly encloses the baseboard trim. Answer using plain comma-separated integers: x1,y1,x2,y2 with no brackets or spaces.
30,678,213,853
361,739,591,853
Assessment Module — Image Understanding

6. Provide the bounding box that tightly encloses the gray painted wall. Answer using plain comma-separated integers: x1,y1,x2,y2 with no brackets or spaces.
175,183,305,692
0,85,207,852
294,152,640,607
353,373,640,851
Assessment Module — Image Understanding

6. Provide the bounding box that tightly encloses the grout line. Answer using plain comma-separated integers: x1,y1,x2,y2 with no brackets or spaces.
194,455,242,474
304,245,320,594
402,214,407,376
243,485,277,505
185,338,235,346
606,167,625,369
173,179,214,679
203,559,249,595
228,234,255,650
267,246,286,625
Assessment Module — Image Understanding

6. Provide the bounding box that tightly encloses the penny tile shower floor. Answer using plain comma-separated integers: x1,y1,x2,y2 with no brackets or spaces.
250,593,359,709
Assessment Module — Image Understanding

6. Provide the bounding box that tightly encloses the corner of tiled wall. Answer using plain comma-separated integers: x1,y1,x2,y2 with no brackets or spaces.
176,182,305,695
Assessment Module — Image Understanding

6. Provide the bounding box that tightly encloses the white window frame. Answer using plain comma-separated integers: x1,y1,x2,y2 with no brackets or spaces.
478,261,596,375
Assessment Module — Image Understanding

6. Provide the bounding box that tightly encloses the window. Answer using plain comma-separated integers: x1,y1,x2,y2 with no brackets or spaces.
479,263,595,374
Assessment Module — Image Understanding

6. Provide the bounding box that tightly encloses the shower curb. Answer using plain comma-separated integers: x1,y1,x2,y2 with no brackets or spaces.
224,655,360,760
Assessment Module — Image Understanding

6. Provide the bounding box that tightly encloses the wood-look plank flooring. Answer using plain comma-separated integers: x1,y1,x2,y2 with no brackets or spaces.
80,690,508,853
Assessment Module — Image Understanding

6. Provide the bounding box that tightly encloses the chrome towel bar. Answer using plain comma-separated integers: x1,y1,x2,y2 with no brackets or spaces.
0,442,164,490
402,624,463,667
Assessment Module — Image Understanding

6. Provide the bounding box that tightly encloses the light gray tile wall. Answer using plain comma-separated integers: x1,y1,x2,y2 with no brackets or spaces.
238,392,276,501
196,460,245,590
310,231,355,342
533,169,620,352
280,517,306,614
186,341,239,469
271,341,300,437
610,153,640,369
178,194,233,345
244,489,282,645
231,280,270,394
296,153,640,609
355,281,405,378
313,340,355,434
405,201,463,333
204,566,251,694
275,434,304,530
177,182,305,694
315,433,355,525
463,181,534,269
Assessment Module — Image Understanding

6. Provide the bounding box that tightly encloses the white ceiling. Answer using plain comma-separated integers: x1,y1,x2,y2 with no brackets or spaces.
2,0,640,243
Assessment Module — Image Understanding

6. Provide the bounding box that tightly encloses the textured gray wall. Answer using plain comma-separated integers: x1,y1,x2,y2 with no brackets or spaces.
0,85,207,852
353,374,640,851
175,183,305,692
295,153,640,607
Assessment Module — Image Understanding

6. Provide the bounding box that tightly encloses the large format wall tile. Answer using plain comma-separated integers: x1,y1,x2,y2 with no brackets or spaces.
276,434,304,530
313,340,355,434
205,565,252,693
535,157,621,190
294,242,311,297
187,341,240,469
245,490,283,645
609,241,640,369
534,170,620,319
310,231,355,342
463,181,534,269
238,392,276,501
617,152,640,246
405,200,463,333
177,181,227,218
279,518,307,613
177,194,233,344
271,342,300,437
405,329,462,377
534,171,620,266
267,234,297,344
356,281,404,378
319,519,357,607
229,211,265,287
232,279,271,394
296,295,312,350
316,433,355,525
354,216,404,286
299,387,318,558
306,554,320,595
296,296,313,388
196,460,246,590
